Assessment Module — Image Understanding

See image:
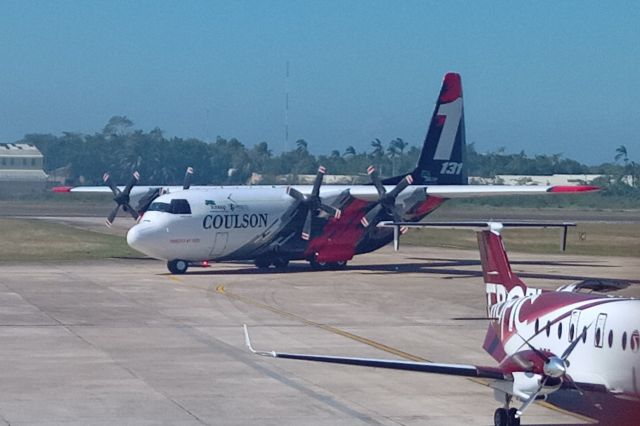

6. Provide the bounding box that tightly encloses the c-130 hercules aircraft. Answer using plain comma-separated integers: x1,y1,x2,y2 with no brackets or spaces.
56,73,597,273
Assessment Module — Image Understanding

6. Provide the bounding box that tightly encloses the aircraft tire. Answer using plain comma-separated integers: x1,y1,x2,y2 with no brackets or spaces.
272,257,289,269
309,258,327,270
254,258,271,269
167,259,188,274
333,260,347,269
508,408,520,426
493,408,508,426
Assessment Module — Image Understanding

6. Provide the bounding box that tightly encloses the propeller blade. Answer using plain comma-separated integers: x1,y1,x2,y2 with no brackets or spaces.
319,204,341,219
106,205,120,227
516,332,549,363
183,167,194,190
562,322,593,361
392,208,403,223
287,187,306,203
385,174,413,199
367,166,386,197
515,376,549,419
103,172,120,197
124,203,139,220
311,166,326,197
361,204,384,227
122,171,140,196
301,210,313,240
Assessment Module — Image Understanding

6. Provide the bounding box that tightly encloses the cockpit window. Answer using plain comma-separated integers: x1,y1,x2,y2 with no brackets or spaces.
148,199,191,214
148,202,172,213
170,199,191,214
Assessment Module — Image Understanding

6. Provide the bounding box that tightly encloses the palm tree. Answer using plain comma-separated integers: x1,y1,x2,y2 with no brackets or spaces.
330,150,341,159
392,138,408,156
370,139,384,157
343,146,356,157
387,143,399,176
295,139,308,154
615,145,629,165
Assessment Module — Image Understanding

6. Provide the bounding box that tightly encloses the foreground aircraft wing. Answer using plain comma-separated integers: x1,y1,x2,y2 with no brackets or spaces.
243,325,505,380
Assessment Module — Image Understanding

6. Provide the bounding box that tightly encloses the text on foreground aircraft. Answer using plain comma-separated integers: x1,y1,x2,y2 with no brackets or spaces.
54,73,597,274
244,223,640,426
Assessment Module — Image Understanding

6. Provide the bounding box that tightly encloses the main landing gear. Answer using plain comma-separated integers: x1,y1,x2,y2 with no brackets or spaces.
254,256,290,270
493,395,520,426
309,258,347,271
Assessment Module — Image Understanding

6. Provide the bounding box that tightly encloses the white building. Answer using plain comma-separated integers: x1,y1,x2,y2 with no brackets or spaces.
0,143,48,195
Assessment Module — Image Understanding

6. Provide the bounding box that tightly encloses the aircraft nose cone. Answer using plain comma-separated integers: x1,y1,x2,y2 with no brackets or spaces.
543,356,566,378
126,225,143,249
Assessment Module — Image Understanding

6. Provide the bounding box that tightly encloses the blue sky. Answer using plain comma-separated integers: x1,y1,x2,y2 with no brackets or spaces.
1,1,638,164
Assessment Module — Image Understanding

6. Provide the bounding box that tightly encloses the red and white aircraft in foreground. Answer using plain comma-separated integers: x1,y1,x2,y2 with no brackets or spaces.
244,223,640,426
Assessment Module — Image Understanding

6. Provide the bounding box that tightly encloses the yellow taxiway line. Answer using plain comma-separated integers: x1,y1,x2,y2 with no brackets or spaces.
214,283,596,424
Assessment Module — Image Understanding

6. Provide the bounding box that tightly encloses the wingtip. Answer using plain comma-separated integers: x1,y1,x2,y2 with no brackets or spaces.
243,324,255,353
243,324,276,357
51,186,72,193
547,185,600,193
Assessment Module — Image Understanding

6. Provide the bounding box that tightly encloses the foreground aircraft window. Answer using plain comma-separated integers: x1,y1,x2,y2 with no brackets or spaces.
632,330,639,353
535,319,539,334
608,330,614,348
170,199,192,214
582,326,588,343
546,321,551,337
558,322,563,340
569,324,575,341
622,332,628,351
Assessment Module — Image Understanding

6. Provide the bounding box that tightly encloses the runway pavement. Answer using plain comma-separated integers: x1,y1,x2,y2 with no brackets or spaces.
1,248,638,425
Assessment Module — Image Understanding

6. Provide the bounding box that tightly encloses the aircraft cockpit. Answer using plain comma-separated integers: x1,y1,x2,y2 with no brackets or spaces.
147,199,192,214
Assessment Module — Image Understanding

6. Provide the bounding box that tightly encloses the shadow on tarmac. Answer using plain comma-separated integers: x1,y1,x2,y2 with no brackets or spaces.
166,258,640,286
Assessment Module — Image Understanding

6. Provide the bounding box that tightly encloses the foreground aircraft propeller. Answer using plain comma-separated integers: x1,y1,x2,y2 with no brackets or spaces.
360,166,413,227
287,166,341,240
103,171,140,227
512,324,593,419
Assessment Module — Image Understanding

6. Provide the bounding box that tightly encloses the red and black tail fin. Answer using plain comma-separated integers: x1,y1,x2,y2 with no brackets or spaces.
383,72,467,186
477,226,528,311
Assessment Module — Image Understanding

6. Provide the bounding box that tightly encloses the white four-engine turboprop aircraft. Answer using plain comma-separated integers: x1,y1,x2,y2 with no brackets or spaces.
54,73,598,274
244,223,640,426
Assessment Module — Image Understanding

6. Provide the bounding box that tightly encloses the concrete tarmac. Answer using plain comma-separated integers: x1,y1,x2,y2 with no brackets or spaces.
1,247,638,425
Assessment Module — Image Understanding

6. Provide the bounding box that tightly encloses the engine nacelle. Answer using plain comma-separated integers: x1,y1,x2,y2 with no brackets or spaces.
512,372,543,400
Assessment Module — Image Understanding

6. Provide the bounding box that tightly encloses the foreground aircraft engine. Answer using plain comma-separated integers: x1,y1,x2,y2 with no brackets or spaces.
360,166,413,227
493,327,592,426
287,166,341,240
103,171,140,226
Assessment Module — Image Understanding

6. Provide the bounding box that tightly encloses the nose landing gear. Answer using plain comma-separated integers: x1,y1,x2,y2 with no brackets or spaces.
167,259,189,274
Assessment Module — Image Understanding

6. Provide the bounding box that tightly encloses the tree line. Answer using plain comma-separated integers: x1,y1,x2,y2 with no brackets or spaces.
21,116,637,195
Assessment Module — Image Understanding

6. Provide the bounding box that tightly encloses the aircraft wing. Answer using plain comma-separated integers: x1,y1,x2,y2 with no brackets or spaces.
422,184,599,198
337,184,598,202
243,325,505,380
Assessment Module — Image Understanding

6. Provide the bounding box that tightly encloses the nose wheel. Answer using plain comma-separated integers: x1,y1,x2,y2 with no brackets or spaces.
167,259,189,274
493,408,520,426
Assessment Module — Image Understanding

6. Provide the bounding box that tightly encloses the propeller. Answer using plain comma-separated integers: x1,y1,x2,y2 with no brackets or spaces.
513,323,593,419
183,167,194,190
103,171,140,227
287,166,341,240
360,166,413,227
